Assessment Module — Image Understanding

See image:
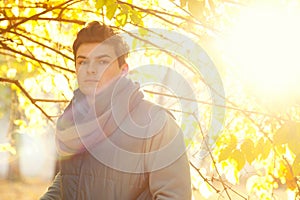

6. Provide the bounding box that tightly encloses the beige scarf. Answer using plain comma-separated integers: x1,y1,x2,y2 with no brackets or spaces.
55,77,144,156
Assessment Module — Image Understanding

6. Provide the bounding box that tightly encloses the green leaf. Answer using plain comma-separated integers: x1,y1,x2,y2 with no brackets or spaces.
106,0,118,20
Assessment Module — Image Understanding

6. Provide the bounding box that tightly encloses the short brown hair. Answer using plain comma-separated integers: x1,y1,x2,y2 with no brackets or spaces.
72,21,129,66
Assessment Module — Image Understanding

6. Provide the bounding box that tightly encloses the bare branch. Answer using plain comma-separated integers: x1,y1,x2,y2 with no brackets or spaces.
0,77,54,122
0,0,82,34
16,27,71,51
33,98,69,103
282,156,300,195
8,30,74,61
189,161,221,194
0,41,75,73
192,112,232,199
117,0,220,34
143,89,289,121
0,17,86,26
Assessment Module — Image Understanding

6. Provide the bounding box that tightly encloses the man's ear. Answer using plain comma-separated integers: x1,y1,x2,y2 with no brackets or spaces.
120,63,128,75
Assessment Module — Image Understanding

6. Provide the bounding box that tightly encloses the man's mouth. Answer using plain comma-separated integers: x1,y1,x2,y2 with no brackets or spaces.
84,79,99,83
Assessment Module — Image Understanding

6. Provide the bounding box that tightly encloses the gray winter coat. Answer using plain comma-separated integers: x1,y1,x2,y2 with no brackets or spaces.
40,113,191,200
41,78,191,200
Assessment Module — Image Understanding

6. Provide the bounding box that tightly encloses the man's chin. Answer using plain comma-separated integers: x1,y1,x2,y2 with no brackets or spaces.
79,87,102,97
79,79,119,96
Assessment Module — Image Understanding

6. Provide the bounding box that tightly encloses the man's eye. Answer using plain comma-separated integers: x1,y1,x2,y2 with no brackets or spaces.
97,60,109,65
78,60,88,65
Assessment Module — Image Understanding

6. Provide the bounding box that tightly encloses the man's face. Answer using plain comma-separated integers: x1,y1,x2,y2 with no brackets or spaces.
75,43,127,96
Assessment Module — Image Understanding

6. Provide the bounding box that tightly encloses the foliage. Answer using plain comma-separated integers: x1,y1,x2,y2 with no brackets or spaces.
1,0,300,199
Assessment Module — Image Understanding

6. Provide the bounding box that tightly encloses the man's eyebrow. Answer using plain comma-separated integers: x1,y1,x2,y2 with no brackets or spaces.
76,55,87,60
94,55,112,59
76,55,112,60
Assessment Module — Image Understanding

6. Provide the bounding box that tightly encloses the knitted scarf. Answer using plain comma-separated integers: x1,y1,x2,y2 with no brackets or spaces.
55,77,144,156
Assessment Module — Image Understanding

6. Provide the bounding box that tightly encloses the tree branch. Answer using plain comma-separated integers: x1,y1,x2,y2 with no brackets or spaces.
16,27,72,51
0,0,82,34
8,29,74,61
0,42,75,73
189,160,221,194
143,89,289,121
117,0,220,34
0,77,54,122
192,112,233,200
282,156,300,195
0,17,86,26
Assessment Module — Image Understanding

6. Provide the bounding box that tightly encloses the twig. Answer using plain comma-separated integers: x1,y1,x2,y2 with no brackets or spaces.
33,98,69,103
8,30,74,61
189,160,221,194
0,42,75,73
282,156,300,195
1,0,81,34
116,0,219,37
0,17,86,26
192,112,232,199
143,89,289,122
0,77,54,122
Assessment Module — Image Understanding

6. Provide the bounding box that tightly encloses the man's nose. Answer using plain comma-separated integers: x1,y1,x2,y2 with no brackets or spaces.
87,62,97,74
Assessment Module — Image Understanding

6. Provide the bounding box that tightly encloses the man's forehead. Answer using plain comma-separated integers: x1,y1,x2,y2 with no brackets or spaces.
77,43,116,58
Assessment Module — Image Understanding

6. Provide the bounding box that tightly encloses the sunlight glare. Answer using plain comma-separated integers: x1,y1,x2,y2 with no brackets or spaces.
225,3,300,104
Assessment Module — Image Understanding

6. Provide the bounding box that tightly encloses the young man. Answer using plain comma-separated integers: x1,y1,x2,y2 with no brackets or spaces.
40,21,191,200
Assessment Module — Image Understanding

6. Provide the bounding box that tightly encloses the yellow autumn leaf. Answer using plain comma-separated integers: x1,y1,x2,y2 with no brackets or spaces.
286,178,297,190
283,122,300,155
229,134,238,146
292,154,300,176
241,138,255,164
230,149,245,171
261,140,272,160
275,144,286,155
254,137,263,158
116,13,128,27
218,145,233,162
95,0,107,10
106,0,118,20
274,124,289,145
